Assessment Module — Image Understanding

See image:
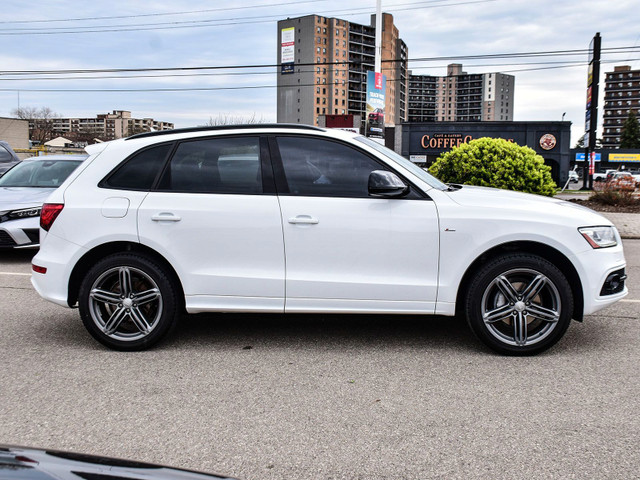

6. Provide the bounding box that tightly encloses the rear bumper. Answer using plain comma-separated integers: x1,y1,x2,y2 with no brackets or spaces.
31,231,87,308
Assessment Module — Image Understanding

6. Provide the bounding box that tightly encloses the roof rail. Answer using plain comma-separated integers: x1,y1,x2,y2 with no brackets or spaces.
125,123,325,140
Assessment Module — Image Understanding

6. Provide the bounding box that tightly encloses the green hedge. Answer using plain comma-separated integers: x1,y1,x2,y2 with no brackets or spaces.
428,137,557,196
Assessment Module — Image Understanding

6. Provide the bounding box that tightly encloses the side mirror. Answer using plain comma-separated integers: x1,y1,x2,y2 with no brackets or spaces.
368,170,410,198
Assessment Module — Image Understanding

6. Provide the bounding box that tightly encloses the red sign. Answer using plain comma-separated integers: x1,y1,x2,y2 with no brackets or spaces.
375,72,383,90
589,152,596,175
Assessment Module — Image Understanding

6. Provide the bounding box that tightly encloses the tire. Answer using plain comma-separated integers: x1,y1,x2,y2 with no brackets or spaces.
465,254,573,356
78,253,180,351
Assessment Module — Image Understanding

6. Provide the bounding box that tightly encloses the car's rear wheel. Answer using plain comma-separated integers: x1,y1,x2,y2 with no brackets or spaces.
465,254,573,355
78,253,179,351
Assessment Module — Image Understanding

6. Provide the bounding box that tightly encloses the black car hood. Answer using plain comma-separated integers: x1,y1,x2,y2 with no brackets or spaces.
0,445,238,480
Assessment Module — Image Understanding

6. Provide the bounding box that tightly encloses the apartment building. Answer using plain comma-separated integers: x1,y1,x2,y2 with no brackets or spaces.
276,13,408,131
408,64,515,122
47,110,174,141
602,65,640,148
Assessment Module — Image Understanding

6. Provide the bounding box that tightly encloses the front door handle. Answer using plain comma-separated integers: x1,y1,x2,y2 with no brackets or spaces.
288,215,319,225
151,212,181,222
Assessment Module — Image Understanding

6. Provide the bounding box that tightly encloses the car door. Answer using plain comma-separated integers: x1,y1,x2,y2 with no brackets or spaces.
272,135,439,313
137,135,285,313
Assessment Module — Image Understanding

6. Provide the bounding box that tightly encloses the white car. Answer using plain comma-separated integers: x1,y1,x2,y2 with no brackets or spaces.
0,155,87,248
568,170,579,183
31,125,627,354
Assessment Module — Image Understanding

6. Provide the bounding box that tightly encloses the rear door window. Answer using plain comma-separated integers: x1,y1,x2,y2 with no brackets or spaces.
156,136,262,194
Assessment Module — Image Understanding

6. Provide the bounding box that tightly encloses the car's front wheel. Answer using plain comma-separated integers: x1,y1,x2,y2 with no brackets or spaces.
465,254,573,355
78,253,180,351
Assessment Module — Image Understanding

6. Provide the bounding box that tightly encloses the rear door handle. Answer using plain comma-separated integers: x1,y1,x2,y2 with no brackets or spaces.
288,215,319,225
151,212,181,222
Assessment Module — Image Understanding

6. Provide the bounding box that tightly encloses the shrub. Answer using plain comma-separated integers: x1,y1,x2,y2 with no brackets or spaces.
590,182,639,207
428,137,557,196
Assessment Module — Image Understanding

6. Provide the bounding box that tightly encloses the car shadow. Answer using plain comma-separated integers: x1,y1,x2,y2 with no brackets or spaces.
161,312,481,354
0,249,37,265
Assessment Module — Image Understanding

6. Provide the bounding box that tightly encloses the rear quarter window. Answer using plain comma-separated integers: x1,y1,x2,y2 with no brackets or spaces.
101,143,172,190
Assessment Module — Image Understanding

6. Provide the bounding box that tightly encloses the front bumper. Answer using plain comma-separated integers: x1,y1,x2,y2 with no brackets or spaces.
573,239,628,316
0,217,40,248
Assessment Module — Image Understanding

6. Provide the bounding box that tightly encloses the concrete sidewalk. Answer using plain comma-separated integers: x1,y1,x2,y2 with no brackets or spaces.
599,212,640,239
554,192,640,239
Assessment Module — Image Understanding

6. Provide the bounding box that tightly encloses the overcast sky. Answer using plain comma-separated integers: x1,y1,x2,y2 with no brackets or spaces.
1,0,638,144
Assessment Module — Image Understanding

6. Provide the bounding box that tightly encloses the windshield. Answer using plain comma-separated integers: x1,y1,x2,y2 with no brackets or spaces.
0,160,82,187
355,136,448,190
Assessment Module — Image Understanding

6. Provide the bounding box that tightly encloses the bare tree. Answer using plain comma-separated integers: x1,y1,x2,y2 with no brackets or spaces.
202,113,268,126
12,106,61,144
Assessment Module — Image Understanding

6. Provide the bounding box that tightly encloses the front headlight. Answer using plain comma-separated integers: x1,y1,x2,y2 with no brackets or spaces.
578,226,618,249
8,207,42,219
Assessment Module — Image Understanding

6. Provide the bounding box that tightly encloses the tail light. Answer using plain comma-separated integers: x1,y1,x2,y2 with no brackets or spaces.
40,203,64,231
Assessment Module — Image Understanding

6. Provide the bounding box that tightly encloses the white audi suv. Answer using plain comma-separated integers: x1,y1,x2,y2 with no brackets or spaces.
31,125,627,354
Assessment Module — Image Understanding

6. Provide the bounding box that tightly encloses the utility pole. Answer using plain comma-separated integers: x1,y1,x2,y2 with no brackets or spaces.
375,0,382,75
583,32,601,190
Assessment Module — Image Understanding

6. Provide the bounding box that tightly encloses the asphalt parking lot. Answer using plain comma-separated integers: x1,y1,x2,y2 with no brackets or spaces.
0,242,638,480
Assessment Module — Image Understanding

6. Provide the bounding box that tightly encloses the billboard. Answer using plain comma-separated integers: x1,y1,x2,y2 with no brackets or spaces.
365,71,386,138
609,153,640,162
280,27,295,74
575,152,601,162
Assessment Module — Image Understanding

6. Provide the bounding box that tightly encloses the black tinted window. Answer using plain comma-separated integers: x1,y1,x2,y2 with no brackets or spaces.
276,136,384,197
0,145,13,163
104,144,171,190
157,137,262,194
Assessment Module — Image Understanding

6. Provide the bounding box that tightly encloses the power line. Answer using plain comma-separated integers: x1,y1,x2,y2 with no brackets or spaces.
1,46,638,77
5,59,639,93
0,0,332,24
0,60,603,82
0,0,496,35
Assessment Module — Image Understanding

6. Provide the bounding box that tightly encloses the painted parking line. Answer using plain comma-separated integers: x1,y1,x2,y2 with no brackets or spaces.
620,299,640,303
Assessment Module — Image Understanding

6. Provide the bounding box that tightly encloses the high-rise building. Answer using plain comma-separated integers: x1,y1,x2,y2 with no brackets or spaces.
408,64,515,122
602,65,640,148
276,13,408,131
